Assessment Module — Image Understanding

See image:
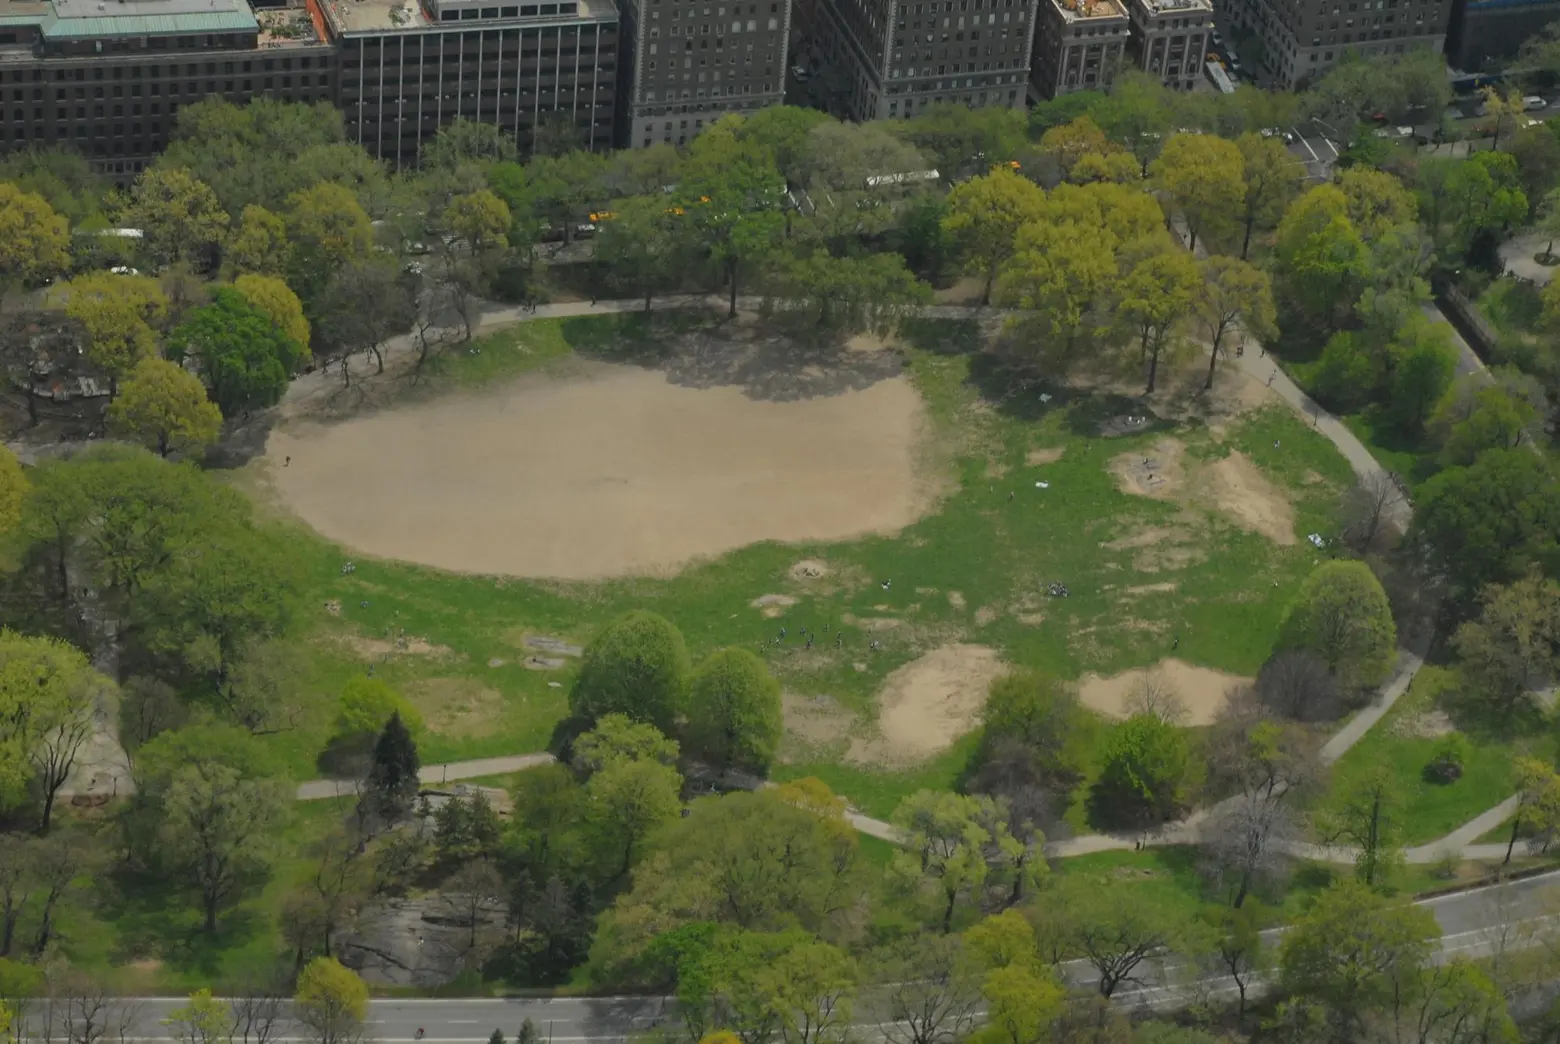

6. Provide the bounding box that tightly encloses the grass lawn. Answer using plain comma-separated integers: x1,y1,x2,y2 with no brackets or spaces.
1320,667,1534,846
1340,412,1439,492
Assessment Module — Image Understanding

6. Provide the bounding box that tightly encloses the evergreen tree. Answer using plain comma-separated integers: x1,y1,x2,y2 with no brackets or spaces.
364,711,421,824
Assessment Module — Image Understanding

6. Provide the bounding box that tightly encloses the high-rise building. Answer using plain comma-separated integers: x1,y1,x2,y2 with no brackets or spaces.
0,0,335,178
798,0,1035,121
1028,0,1127,98
320,0,620,163
1122,0,1209,89
1445,0,1560,71
1224,0,1452,88
618,0,791,147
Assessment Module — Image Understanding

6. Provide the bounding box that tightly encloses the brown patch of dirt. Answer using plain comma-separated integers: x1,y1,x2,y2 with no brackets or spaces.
1197,451,1297,546
842,613,907,633
335,634,452,660
1392,709,1456,739
790,559,830,581
405,678,505,737
932,276,986,304
1015,613,1047,626
268,362,933,579
845,330,900,354
986,459,1009,480
848,645,1007,766
1123,582,1178,596
975,606,998,625
1109,438,1186,500
1077,659,1252,727
752,593,797,618
782,692,857,753
948,591,967,611
1026,447,1066,466
1102,523,1207,574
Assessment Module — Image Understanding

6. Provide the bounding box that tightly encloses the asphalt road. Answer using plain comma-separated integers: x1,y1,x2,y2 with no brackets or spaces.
20,870,1560,1043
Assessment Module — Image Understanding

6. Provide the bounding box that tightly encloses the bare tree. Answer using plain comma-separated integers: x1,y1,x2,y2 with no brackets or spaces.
1200,793,1300,908
1342,472,1405,553
872,935,981,1044
51,972,112,1044
0,833,37,957
120,676,187,753
230,978,290,1044
1255,649,1340,723
446,860,506,957
32,830,98,955
316,258,417,380
1124,673,1189,726
32,673,113,833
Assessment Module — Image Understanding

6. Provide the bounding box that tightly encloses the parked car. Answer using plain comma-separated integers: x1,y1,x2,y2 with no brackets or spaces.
1525,95,1547,111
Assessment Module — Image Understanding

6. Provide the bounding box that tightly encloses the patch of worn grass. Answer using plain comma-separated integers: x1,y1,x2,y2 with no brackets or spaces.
1321,668,1528,846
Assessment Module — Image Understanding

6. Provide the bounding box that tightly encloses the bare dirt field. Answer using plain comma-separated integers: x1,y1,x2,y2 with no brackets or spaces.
266,361,932,579
847,644,1007,766
1077,658,1252,726
1109,439,1297,545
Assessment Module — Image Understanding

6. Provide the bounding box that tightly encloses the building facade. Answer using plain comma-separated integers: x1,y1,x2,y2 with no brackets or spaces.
1445,0,1560,71
1029,0,1126,97
321,0,619,163
618,0,791,147
0,0,333,178
1123,0,1208,90
800,0,1035,121
1223,0,1452,88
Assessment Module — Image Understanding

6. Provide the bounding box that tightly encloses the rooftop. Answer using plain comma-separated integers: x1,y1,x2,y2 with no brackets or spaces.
256,0,328,41
1048,0,1126,20
1135,0,1211,13
319,0,611,34
48,0,257,34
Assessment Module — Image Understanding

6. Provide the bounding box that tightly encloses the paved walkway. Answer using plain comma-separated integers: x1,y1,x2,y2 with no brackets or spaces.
295,753,555,801
1500,232,1560,287
1319,653,1423,763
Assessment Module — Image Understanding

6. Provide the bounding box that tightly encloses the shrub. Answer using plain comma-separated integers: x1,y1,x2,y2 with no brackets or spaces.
1424,733,1470,784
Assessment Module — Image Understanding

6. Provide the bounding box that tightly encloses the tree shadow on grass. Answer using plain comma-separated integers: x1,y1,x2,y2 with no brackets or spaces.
100,869,272,981
564,312,910,403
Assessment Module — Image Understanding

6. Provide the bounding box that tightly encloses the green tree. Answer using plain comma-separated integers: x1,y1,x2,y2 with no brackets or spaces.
1281,560,1396,689
1052,874,1193,997
974,963,1064,1044
1386,318,1458,434
891,790,1023,932
735,106,832,181
444,189,511,252
1409,960,1517,1044
680,119,785,317
768,252,931,334
588,755,681,879
162,988,231,1044
1505,755,1560,864
0,631,102,828
0,183,69,291
1324,767,1404,887
168,287,307,415
224,203,289,277
62,272,168,396
125,166,230,269
1336,168,1417,238
285,182,374,291
107,357,223,458
335,677,425,745
1149,132,1245,251
1235,132,1303,259
163,760,287,932
1274,185,1369,326
596,195,686,311
1412,449,1560,600
568,610,689,731
1453,576,1560,720
1204,901,1268,1015
974,671,1092,792
233,273,310,352
1447,152,1528,255
1092,713,1199,830
1437,381,1538,466
433,790,502,865
1279,878,1436,1037
1195,256,1276,389
294,956,368,1044
363,711,421,824
942,167,1048,304
996,218,1117,366
1039,116,1116,177
1118,246,1200,393
572,713,679,775
684,648,782,775
964,909,1039,971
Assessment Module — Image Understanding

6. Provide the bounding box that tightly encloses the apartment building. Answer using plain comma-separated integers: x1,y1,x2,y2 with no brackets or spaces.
618,0,791,147
1029,0,1126,97
321,0,619,163
1123,0,1208,89
1445,0,1560,71
0,0,334,178
1223,0,1451,87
